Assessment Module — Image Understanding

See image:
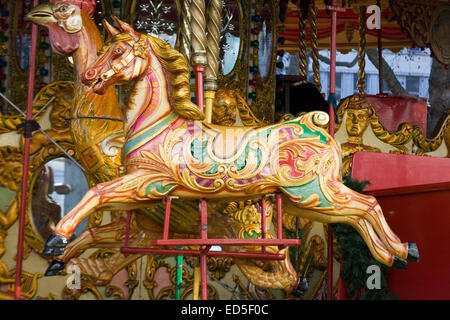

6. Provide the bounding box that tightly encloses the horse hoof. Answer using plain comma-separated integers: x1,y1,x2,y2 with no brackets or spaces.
392,256,408,269
291,276,308,297
43,234,68,256
407,242,419,263
45,260,66,276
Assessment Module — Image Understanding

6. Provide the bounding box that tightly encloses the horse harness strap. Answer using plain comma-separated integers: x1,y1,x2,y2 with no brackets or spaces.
100,39,148,82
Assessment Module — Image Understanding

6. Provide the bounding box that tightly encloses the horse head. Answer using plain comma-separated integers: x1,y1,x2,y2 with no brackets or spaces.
26,1,90,56
82,16,204,120
82,17,151,95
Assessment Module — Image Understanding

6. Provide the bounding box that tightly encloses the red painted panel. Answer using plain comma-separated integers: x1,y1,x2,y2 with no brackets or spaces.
351,151,450,299
351,152,450,195
365,95,428,133
378,190,450,299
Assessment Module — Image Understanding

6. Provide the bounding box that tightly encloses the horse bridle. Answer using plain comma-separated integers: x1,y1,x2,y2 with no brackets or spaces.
98,39,149,82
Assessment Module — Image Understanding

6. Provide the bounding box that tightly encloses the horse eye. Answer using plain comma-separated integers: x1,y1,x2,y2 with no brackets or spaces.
61,6,66,11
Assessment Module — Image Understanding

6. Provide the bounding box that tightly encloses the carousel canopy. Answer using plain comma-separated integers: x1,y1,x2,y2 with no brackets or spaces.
278,0,414,54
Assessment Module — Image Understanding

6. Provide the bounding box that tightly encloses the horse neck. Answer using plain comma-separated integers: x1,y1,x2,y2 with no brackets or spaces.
124,52,173,138
71,12,122,119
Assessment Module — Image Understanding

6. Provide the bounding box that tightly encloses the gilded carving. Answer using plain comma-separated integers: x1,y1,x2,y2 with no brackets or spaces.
212,88,264,126
0,146,23,191
412,110,449,156
207,257,234,280
336,94,423,175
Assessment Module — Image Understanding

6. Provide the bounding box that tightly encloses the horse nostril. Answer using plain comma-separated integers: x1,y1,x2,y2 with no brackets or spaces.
85,69,97,80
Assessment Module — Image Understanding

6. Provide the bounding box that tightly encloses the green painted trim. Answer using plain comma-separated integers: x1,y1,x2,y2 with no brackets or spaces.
145,180,176,196
176,247,183,300
124,113,177,155
283,176,335,208
243,230,261,239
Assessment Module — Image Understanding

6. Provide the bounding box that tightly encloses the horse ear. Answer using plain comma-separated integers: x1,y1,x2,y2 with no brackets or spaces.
111,16,139,40
103,19,119,37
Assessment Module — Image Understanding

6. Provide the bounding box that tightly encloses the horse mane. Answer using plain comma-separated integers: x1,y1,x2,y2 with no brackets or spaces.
142,34,205,121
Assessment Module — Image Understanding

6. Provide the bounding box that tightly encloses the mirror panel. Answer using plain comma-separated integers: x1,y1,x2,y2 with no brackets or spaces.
258,0,273,80
31,158,89,241
220,0,241,75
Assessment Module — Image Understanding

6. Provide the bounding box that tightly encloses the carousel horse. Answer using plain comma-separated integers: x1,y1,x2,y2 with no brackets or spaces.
43,17,419,269
27,2,302,293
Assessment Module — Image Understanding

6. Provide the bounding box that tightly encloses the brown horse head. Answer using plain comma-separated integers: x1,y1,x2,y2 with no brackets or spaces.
83,16,204,120
26,1,91,55
81,18,151,95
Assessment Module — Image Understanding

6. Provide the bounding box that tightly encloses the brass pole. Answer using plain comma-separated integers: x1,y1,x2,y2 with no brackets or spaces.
358,5,366,94
190,0,207,112
298,1,307,84
309,1,321,91
180,0,192,62
204,0,223,123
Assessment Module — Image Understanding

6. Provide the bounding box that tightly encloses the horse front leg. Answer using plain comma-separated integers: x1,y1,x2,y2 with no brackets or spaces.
45,213,134,275
43,173,173,256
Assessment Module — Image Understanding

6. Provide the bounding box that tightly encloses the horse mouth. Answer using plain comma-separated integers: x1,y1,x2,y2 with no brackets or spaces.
92,78,104,92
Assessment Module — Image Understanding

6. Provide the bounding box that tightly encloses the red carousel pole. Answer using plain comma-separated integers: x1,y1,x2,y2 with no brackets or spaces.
199,199,209,300
195,65,206,112
15,0,39,300
190,0,208,300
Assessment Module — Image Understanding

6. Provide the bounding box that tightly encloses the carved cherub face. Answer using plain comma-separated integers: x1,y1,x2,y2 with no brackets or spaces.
346,108,371,137
212,89,237,126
